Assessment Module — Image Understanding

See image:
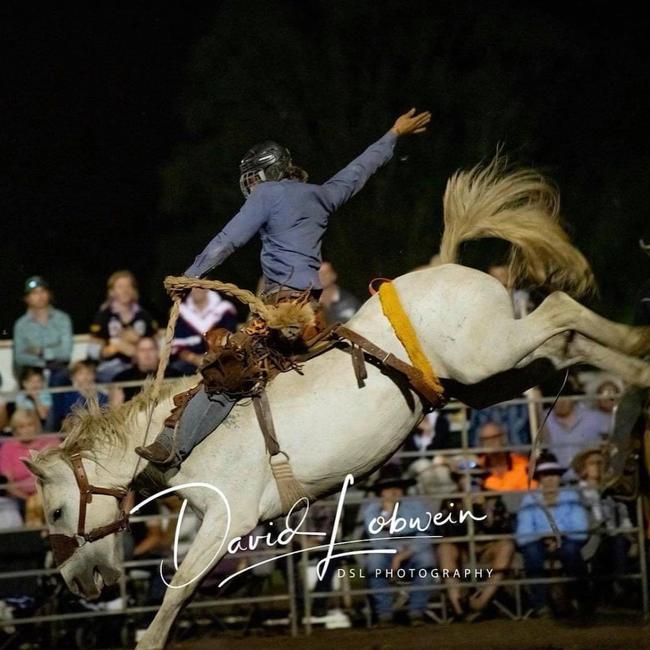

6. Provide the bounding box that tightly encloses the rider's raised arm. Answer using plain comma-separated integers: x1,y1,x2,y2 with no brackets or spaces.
320,108,431,212
184,183,273,278
320,131,398,211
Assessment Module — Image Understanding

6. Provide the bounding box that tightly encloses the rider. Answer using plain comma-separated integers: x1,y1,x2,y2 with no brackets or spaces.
135,107,431,467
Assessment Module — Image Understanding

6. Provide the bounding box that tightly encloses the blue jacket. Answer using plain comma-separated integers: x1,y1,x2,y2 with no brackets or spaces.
515,489,589,546
185,131,397,289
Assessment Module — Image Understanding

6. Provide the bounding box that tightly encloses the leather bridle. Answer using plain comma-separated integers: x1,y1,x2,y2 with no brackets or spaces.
48,452,133,567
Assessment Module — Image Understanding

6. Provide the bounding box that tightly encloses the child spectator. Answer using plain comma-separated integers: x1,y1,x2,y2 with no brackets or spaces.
49,361,109,430
12,276,73,386
0,410,59,502
88,270,157,382
516,452,590,616
15,368,52,428
170,288,237,376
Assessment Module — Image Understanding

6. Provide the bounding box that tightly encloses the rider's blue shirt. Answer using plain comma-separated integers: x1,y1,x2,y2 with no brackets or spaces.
184,130,397,290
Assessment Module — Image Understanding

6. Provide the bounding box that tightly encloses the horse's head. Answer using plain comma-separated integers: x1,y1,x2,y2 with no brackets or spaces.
23,449,125,599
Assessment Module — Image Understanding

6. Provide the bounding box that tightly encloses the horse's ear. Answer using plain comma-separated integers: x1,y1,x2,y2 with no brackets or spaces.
22,457,48,481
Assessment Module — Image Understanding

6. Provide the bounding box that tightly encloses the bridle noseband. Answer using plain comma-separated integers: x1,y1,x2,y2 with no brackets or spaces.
48,453,133,567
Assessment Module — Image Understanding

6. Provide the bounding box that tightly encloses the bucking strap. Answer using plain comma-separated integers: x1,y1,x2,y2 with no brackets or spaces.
252,390,281,457
333,325,444,410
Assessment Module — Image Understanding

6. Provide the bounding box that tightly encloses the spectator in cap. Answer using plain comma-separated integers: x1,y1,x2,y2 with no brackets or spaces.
88,270,158,382
572,447,633,601
362,464,435,626
516,452,590,616
436,456,514,620
12,276,73,386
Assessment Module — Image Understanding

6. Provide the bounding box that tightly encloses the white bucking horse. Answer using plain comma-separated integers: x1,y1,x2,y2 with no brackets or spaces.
24,160,650,649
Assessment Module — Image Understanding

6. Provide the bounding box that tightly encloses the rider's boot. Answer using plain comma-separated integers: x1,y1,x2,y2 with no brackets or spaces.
135,427,178,466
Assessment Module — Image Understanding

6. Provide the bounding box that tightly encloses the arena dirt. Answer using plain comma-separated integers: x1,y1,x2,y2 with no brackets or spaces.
174,614,650,650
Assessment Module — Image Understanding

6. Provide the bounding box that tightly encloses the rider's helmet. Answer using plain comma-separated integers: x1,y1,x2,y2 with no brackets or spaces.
239,141,292,198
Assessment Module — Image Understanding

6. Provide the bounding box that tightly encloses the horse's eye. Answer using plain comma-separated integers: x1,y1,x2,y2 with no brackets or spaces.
52,508,63,522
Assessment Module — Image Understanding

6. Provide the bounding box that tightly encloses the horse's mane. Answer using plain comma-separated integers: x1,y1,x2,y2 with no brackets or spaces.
36,376,196,464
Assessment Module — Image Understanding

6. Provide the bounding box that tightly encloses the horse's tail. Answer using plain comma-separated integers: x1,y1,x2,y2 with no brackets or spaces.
438,156,596,298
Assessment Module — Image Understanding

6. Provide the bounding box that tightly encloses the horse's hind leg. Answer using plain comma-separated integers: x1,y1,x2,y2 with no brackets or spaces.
565,335,650,386
528,292,650,357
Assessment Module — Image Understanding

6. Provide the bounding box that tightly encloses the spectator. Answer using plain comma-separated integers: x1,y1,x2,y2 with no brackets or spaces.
572,447,633,600
406,456,457,497
0,410,59,502
478,422,537,492
0,475,22,530
88,270,157,382
318,261,361,325
362,465,434,626
516,452,590,616
470,400,531,448
12,276,73,386
15,368,52,428
401,412,452,471
437,458,514,619
49,361,109,430
170,288,237,376
592,377,622,418
543,386,610,480
112,337,181,404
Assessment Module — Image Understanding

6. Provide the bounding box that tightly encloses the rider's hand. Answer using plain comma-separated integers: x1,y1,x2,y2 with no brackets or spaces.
390,108,431,136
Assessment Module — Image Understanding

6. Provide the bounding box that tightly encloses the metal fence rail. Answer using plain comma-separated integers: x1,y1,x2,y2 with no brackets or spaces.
0,386,646,643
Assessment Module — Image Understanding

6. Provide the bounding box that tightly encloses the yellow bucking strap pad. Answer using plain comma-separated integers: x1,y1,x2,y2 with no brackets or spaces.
378,281,444,397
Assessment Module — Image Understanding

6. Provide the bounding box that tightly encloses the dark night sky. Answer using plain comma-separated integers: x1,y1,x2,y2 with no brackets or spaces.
2,2,649,337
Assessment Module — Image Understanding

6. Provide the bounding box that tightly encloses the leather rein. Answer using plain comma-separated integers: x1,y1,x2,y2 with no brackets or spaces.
48,452,133,567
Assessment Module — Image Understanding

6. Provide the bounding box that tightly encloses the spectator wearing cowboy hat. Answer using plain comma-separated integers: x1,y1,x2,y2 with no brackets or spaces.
436,456,515,620
12,276,73,387
362,464,435,626
572,447,633,601
516,452,590,616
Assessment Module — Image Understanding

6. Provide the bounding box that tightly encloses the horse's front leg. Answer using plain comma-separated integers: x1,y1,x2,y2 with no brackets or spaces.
135,510,256,650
